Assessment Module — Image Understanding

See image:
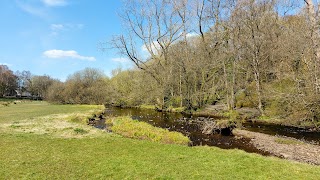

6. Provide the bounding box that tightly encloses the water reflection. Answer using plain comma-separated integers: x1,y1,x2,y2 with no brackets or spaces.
105,106,270,155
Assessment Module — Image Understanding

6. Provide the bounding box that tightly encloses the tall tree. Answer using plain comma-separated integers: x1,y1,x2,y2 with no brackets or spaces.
63,68,109,104
28,75,55,98
15,70,31,92
0,65,17,96
111,0,187,108
304,0,320,93
229,0,279,114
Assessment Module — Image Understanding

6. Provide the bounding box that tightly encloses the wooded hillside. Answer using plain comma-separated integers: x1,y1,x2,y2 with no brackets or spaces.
107,0,320,128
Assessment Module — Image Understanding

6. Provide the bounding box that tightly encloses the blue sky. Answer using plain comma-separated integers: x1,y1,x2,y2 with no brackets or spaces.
0,0,133,81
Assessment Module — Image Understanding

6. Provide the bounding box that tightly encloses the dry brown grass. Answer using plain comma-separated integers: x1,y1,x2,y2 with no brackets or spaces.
1,113,104,138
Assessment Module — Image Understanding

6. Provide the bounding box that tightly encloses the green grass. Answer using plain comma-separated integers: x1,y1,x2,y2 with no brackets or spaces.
138,104,156,110
138,104,185,113
73,128,89,134
109,116,190,145
275,138,304,145
0,98,17,107
0,101,104,139
1,133,320,179
0,101,319,179
0,101,103,124
167,106,185,113
0,98,17,102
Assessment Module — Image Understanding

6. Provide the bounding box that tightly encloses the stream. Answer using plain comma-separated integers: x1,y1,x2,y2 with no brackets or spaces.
98,106,320,155
243,121,320,145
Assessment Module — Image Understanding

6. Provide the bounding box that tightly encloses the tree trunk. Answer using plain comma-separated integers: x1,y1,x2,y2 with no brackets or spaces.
223,61,231,110
179,68,183,107
253,55,263,115
230,60,236,109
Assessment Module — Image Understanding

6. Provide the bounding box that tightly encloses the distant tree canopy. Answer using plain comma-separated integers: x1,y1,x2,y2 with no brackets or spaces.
15,70,31,92
46,68,110,104
28,75,56,98
0,65,17,96
1,65,109,105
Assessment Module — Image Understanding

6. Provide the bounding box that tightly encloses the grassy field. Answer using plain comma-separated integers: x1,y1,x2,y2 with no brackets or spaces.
0,100,103,123
0,101,320,179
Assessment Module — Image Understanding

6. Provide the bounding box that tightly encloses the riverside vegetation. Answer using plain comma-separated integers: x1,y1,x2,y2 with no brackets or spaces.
1,100,320,179
108,116,190,145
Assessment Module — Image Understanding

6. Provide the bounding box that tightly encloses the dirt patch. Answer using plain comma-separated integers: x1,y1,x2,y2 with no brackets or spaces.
233,129,320,165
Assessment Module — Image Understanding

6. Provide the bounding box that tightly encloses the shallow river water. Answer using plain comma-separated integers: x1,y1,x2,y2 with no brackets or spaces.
102,106,320,155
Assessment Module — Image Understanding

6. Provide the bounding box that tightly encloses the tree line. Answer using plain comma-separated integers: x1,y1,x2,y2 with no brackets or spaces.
107,0,320,127
0,65,109,104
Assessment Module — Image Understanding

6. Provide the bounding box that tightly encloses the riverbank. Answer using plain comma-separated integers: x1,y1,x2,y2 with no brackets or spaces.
194,104,320,131
107,116,190,145
107,104,320,144
233,129,320,165
111,104,320,165
123,103,320,133
108,104,186,113
1,101,320,178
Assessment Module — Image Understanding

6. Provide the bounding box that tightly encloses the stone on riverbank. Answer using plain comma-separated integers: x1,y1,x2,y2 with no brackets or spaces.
233,129,320,165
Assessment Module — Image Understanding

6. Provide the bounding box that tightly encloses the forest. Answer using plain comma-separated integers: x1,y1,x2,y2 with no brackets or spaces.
107,0,320,128
1,0,320,129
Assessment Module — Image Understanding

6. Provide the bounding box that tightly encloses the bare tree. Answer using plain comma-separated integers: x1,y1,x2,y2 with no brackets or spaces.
111,0,188,108
304,0,320,93
28,75,55,98
0,65,17,96
15,70,31,92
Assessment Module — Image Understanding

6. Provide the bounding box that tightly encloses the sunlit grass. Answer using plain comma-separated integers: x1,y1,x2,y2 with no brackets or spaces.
0,101,103,124
109,116,190,145
0,101,104,138
138,104,156,109
138,104,185,112
0,101,319,179
275,137,304,145
1,113,104,138
1,133,320,179
167,106,185,113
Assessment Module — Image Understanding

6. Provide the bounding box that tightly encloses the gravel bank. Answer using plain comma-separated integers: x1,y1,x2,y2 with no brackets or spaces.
233,129,320,165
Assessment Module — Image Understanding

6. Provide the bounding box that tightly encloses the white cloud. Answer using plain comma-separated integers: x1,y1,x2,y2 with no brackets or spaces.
50,23,84,36
56,23,84,30
141,44,149,54
178,32,199,39
140,33,199,59
16,0,67,18
186,32,198,38
0,63,12,67
141,41,161,58
42,0,67,7
50,24,64,31
43,50,96,61
16,1,47,18
111,57,130,63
